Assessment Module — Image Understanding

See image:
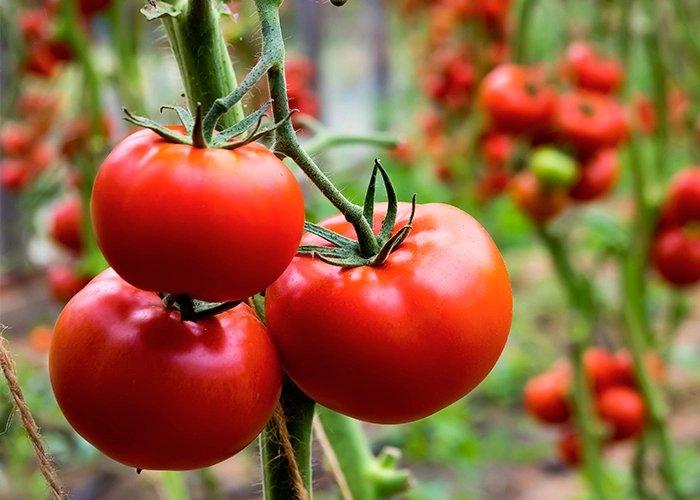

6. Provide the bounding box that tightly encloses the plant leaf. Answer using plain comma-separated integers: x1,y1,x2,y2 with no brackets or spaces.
213,101,272,144
160,105,194,134
376,159,399,245
363,162,379,229
122,108,192,145
303,221,358,248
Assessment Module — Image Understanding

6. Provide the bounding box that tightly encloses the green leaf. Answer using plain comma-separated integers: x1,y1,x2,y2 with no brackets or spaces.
160,105,194,134
122,108,192,145
213,101,272,144
303,221,357,248
140,1,181,21
363,162,379,227
376,159,399,245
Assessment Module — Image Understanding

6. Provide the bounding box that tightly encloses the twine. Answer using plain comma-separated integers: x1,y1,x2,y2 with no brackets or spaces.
270,402,310,500
0,327,66,500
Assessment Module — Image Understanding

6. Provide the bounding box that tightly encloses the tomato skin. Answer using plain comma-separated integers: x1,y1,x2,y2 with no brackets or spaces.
523,370,571,424
556,92,628,154
569,149,619,201
563,42,624,94
49,195,83,255
265,203,512,424
652,227,700,286
49,269,282,470
91,129,305,302
479,64,557,135
508,172,569,224
596,386,646,441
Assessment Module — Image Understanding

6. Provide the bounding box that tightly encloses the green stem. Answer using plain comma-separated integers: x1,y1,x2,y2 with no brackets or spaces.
513,0,538,64
260,376,316,500
633,435,656,500
535,227,607,500
161,0,244,130
108,0,146,113
252,0,379,258
316,407,411,499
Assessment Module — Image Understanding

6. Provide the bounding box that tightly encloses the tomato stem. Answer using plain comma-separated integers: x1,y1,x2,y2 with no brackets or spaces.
512,0,538,64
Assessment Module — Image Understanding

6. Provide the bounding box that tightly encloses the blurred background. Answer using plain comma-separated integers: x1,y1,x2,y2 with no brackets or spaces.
1,0,699,498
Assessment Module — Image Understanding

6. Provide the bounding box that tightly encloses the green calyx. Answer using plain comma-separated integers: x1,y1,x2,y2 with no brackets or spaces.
122,100,293,150
159,293,243,322
298,159,417,268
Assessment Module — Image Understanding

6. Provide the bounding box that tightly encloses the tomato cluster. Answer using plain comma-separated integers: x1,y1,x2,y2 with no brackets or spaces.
524,347,658,466
652,167,700,286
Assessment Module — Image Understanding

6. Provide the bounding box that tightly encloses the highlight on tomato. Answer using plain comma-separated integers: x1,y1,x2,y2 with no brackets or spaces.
49,269,283,471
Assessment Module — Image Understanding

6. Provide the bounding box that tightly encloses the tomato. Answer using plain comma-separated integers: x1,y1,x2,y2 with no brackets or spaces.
0,122,34,157
557,430,582,467
49,195,83,255
584,347,619,394
265,202,512,424
667,167,700,224
508,172,569,224
569,149,619,201
19,9,51,42
563,42,624,94
49,268,282,470
91,129,305,302
480,132,514,170
78,0,113,17
556,92,628,154
479,64,557,135
612,350,665,388
0,159,32,192
652,226,700,286
47,264,92,303
423,49,475,110
596,386,646,441
529,147,578,188
523,370,571,424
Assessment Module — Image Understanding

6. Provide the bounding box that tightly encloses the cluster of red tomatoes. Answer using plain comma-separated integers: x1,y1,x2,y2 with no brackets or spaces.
477,42,629,221
17,0,111,79
653,167,700,286
524,347,662,466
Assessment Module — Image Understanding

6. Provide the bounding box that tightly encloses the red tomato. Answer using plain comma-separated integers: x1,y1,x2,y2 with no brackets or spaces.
0,159,32,192
556,92,628,154
508,172,569,224
78,0,113,17
597,386,646,441
557,430,582,466
47,264,92,303
479,64,557,135
584,347,619,394
667,167,700,224
480,132,514,170
523,370,571,424
0,122,34,157
612,350,665,388
24,42,62,78
423,49,475,110
563,42,624,94
265,202,512,424
19,9,51,42
49,268,282,470
91,129,305,302
569,149,619,201
49,195,83,255
652,227,700,286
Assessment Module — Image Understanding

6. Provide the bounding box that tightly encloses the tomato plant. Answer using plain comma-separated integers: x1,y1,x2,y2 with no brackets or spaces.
91,128,305,302
49,269,283,471
265,202,512,424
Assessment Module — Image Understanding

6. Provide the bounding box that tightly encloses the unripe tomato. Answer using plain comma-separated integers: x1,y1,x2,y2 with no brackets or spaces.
48,195,83,255
529,147,578,188
49,269,282,470
563,42,624,94
523,370,571,424
266,202,512,424
667,167,700,224
569,149,619,201
508,172,569,224
479,64,557,135
597,386,646,441
652,226,700,286
556,92,628,154
91,129,305,302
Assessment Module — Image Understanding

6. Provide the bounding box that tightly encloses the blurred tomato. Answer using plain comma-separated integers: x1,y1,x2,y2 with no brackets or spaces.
508,171,568,224
557,430,582,466
612,350,665,388
563,42,623,94
0,123,34,157
523,370,571,424
667,167,700,224
584,347,619,394
49,195,83,255
0,160,32,192
556,92,628,154
597,386,647,440
47,264,92,303
569,149,619,201
652,226,700,286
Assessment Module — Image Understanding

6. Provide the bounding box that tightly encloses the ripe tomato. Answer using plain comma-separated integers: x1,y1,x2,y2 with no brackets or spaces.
479,64,557,135
563,42,624,94
584,347,619,394
49,269,282,470
557,429,582,466
47,264,92,303
667,167,700,224
556,92,628,154
91,129,305,302
480,132,513,170
596,386,646,441
423,49,475,110
652,226,700,286
0,159,32,192
523,370,571,424
49,195,83,255
508,172,569,224
265,202,512,424
0,122,34,157
569,149,619,201
612,350,665,388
